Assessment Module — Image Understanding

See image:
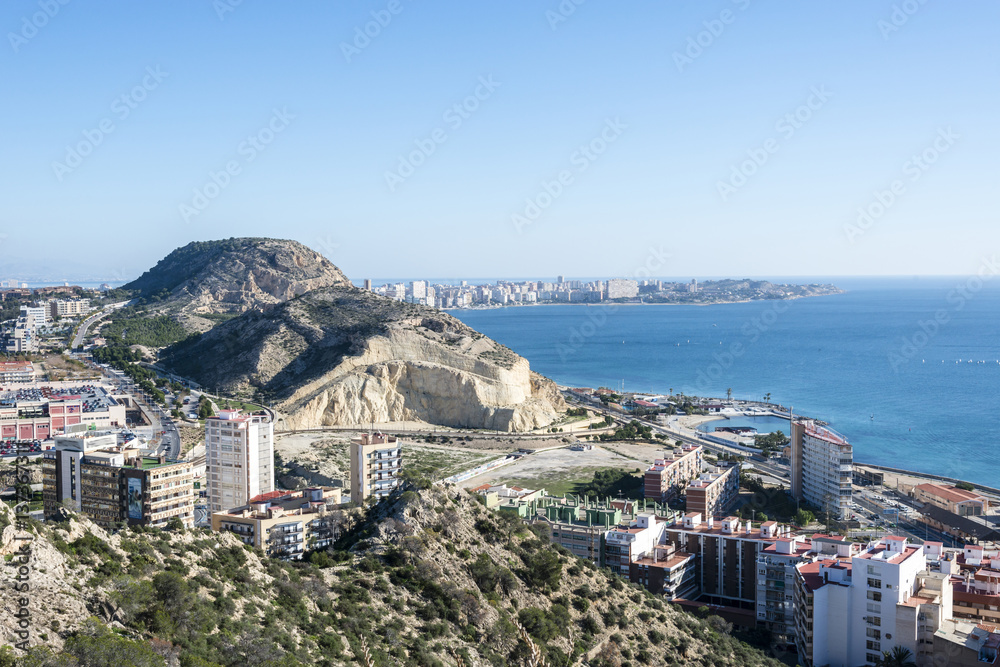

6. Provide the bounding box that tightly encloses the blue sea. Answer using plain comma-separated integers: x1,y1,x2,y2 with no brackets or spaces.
451,277,1000,487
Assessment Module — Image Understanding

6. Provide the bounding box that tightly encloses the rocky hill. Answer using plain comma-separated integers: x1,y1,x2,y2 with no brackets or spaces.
124,238,350,331
0,486,782,666
162,286,565,432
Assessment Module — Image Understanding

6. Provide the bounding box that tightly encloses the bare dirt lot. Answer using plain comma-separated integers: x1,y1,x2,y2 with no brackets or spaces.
462,441,672,496
273,431,513,490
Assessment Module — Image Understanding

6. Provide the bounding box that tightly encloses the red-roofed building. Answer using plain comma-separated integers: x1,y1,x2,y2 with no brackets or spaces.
793,535,932,667
643,444,702,503
914,482,988,516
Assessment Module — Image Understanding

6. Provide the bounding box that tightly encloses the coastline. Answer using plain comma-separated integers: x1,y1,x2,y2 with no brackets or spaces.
443,291,844,312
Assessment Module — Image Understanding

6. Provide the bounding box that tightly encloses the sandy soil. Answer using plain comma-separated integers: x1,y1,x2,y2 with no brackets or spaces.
461,445,652,495
273,430,514,489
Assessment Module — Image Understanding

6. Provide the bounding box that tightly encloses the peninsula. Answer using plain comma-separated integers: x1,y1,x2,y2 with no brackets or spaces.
364,277,843,309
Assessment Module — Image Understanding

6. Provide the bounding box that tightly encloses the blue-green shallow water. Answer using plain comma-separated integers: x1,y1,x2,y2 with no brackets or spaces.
450,278,1000,487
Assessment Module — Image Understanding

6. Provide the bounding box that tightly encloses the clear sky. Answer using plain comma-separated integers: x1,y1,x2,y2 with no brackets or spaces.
2,1,997,283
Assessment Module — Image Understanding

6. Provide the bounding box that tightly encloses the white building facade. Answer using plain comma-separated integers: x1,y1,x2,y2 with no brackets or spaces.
790,420,853,520
205,410,274,512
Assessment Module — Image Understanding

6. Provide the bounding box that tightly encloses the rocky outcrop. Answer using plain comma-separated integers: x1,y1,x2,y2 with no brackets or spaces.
162,286,565,432
124,238,349,329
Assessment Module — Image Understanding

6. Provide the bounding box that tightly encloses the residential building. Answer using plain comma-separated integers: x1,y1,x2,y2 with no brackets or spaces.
758,533,858,648
48,298,91,318
663,514,802,628
205,409,274,512
42,431,194,529
643,444,703,503
913,483,988,516
20,305,48,325
0,360,35,383
929,619,1000,666
350,431,402,501
410,280,427,302
538,502,623,565
629,540,698,600
790,419,853,520
951,544,1000,626
685,462,740,518
794,535,929,667
605,512,669,576
211,487,345,560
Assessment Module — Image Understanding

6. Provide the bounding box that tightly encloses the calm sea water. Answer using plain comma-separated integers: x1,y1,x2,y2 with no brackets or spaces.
451,278,1000,486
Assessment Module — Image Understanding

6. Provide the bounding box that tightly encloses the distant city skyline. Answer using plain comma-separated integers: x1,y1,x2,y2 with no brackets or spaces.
2,2,997,278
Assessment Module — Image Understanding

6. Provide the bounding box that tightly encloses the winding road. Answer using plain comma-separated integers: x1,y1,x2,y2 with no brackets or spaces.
71,300,131,349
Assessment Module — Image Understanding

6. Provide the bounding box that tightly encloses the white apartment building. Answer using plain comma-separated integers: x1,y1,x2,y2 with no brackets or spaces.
205,409,274,512
790,420,852,520
604,513,668,576
794,536,928,667
48,298,91,318
410,280,427,301
350,432,402,501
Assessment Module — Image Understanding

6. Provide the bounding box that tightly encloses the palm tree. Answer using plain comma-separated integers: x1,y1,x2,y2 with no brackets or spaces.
763,392,771,404
726,387,732,401
876,645,916,667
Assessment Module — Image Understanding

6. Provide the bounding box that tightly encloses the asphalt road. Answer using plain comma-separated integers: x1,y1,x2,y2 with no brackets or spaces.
71,300,131,349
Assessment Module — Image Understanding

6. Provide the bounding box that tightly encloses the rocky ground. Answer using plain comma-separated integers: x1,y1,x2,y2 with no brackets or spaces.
274,431,511,490
0,484,783,666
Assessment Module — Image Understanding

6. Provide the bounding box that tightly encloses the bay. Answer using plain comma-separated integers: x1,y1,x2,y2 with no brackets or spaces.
450,278,1000,487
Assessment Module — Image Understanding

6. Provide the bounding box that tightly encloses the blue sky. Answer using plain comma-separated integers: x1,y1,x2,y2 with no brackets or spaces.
1,0,997,282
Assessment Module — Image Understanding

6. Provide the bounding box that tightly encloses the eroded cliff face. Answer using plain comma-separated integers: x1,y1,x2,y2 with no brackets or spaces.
162,286,566,432
276,325,566,432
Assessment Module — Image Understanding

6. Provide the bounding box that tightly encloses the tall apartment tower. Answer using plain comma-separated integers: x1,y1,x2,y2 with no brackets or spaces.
205,409,274,512
363,279,372,290
790,419,852,520
350,432,402,502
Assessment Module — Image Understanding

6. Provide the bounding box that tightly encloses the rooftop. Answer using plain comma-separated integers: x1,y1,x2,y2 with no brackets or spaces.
915,483,985,504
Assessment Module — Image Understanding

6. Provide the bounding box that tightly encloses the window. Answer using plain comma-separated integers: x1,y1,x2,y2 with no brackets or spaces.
867,578,882,589
867,591,882,601
866,628,881,639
